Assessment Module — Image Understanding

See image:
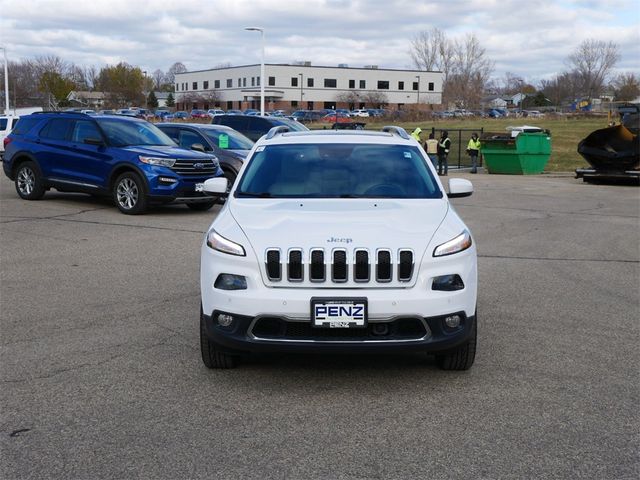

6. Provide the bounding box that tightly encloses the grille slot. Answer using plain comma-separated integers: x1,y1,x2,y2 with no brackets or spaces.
354,249,370,282
376,250,392,282
398,250,414,282
310,249,325,282
265,249,281,281
171,158,218,176
332,249,348,282
288,249,303,281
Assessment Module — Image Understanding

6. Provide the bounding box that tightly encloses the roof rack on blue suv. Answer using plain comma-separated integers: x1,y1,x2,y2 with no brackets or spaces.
2,112,223,214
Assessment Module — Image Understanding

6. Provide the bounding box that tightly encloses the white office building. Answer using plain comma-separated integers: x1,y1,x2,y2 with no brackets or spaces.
174,63,443,112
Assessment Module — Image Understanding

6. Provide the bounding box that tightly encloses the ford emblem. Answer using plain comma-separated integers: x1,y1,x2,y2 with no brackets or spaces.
194,163,204,169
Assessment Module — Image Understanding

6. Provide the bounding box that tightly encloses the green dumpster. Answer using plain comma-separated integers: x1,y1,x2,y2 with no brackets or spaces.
481,126,552,174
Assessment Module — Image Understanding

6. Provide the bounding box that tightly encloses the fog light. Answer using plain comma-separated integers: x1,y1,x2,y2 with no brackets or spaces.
432,274,465,291
214,274,247,290
158,176,178,184
444,315,461,329
217,313,234,327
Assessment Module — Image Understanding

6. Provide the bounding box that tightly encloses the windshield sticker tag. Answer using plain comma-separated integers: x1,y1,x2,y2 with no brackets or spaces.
256,146,265,152
218,134,229,149
404,151,411,158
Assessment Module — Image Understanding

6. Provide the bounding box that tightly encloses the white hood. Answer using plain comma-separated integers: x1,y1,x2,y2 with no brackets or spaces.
230,198,449,257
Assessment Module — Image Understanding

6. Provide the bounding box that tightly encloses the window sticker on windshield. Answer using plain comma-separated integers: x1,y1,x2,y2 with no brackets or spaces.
218,134,229,149
256,146,265,152
404,151,412,158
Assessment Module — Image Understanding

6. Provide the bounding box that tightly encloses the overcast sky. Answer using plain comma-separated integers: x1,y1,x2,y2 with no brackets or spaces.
1,0,638,83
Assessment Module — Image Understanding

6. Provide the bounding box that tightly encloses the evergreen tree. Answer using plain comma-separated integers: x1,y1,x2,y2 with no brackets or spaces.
147,91,158,109
166,92,175,108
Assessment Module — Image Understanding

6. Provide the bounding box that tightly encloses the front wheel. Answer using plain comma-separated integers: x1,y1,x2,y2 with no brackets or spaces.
113,172,148,214
15,161,45,200
200,306,238,369
435,319,477,371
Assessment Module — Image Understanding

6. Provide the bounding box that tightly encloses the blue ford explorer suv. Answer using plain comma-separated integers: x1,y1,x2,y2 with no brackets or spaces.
2,112,223,214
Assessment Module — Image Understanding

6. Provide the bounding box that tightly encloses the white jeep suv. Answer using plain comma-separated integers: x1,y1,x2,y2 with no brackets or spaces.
200,126,477,369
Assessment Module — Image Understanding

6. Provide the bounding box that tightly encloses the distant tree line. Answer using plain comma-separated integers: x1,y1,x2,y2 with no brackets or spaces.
410,31,638,108
0,56,189,109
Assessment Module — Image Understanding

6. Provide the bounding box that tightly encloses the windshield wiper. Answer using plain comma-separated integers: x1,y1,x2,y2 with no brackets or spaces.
236,191,272,198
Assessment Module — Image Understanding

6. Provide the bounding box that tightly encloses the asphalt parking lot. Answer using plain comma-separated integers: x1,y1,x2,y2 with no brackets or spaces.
1,173,638,479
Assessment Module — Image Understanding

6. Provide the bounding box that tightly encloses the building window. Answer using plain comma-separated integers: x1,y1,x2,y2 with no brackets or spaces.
428,82,434,91
377,81,389,90
307,101,314,109
244,78,248,87
307,78,314,87
251,77,255,87
359,80,366,89
175,83,179,91
291,100,298,108
398,81,404,90
413,82,419,90
291,77,298,87
203,81,209,89
227,101,233,110
324,78,337,88
256,77,260,86
238,78,241,87
268,76,275,86
226,79,232,88
349,79,355,89
193,82,198,90
214,80,220,89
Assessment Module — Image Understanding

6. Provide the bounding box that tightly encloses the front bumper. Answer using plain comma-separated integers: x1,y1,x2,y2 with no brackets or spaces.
202,309,476,354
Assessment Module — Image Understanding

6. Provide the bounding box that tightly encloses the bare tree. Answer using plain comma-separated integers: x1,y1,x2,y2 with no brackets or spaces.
336,91,362,108
166,62,187,84
152,69,165,89
363,91,388,108
612,72,640,101
446,34,494,108
409,28,453,77
568,39,620,100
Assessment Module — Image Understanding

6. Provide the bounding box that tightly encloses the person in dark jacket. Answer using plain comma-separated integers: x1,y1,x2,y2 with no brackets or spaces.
437,130,451,175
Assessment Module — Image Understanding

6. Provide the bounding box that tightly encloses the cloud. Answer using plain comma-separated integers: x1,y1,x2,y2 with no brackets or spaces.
0,0,637,82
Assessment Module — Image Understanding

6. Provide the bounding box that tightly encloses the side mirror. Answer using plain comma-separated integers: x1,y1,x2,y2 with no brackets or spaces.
84,137,104,146
447,178,473,198
203,177,228,194
191,143,206,152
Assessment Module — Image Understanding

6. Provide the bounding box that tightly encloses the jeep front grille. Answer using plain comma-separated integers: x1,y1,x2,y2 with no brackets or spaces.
264,248,414,284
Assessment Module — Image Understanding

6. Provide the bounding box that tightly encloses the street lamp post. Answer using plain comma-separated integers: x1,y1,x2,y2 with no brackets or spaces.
245,27,265,116
415,75,420,105
298,73,303,105
143,70,148,110
1,46,9,115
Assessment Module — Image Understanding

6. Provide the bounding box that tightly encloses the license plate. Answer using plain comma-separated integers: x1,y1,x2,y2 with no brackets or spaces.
311,297,367,328
195,183,204,192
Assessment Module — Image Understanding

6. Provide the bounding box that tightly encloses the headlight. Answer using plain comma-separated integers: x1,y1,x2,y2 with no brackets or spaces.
206,229,246,256
139,156,176,167
433,230,472,257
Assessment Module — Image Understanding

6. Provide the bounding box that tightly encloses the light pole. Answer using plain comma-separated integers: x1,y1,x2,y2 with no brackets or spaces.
143,70,148,110
245,27,265,116
1,46,9,115
298,73,303,106
415,75,420,105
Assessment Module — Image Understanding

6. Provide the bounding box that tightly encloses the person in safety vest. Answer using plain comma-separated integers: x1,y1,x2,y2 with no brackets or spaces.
424,132,439,168
410,127,422,142
467,132,481,173
437,130,451,175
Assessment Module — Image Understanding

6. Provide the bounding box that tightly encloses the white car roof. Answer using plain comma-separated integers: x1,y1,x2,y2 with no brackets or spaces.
257,127,416,147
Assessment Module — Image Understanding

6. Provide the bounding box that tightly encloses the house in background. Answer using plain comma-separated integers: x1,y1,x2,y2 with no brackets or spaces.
66,91,105,109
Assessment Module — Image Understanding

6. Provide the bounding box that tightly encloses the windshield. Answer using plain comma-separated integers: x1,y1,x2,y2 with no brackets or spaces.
97,118,175,147
236,143,442,199
203,128,254,150
0,118,7,130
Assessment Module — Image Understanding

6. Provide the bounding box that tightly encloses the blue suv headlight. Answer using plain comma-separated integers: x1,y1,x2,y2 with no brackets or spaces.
139,156,176,167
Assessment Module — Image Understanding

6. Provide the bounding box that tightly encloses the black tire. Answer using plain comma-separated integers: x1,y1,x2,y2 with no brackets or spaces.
435,319,477,371
216,169,237,204
14,161,45,200
113,171,148,215
200,306,238,369
186,200,216,211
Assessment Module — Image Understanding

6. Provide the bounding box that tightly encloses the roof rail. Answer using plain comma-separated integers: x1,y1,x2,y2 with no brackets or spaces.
266,125,291,139
32,111,89,116
381,126,411,140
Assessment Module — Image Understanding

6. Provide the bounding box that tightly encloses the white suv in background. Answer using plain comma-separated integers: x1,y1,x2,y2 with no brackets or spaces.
200,126,478,370
0,115,20,158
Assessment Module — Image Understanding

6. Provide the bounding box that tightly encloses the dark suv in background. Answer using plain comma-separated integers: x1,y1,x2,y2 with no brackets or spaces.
211,114,307,142
2,112,223,214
